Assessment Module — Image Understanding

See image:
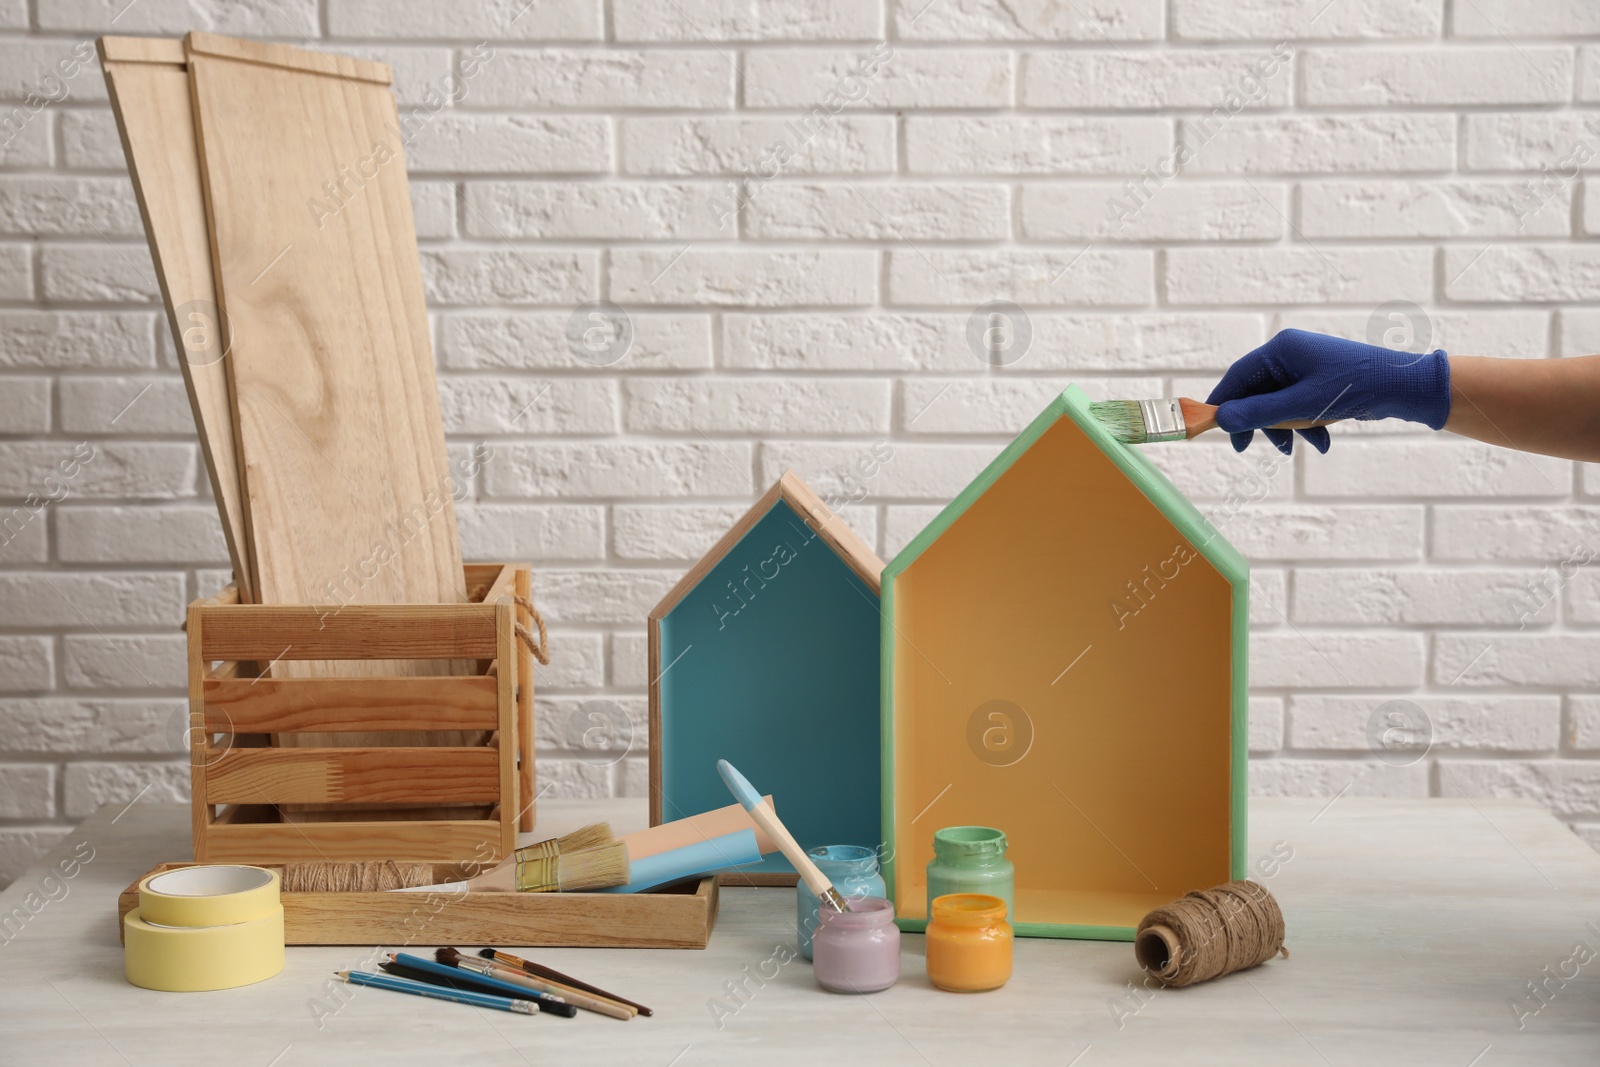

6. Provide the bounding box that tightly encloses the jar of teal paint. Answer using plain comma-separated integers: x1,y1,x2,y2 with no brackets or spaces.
796,845,887,961
925,827,1013,920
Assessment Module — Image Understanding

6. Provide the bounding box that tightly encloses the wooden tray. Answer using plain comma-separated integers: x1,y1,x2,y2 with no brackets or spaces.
118,863,720,948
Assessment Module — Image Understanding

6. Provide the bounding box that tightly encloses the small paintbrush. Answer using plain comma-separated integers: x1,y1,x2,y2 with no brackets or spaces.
1088,398,1333,445
477,948,653,1017
439,949,633,1020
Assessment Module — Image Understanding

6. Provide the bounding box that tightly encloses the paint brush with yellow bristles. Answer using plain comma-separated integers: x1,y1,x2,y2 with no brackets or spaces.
1088,398,1335,444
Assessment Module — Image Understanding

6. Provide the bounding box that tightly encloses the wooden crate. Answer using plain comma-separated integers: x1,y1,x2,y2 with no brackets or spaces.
119,863,719,949
188,563,537,864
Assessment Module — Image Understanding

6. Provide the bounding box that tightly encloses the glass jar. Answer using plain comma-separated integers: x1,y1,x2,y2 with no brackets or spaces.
796,845,887,961
925,826,1013,920
925,893,1013,993
813,896,901,994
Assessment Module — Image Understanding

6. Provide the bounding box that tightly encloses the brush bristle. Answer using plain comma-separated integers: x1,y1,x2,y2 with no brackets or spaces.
559,822,614,852
556,842,629,891
1086,400,1150,444
435,946,464,967
477,948,497,960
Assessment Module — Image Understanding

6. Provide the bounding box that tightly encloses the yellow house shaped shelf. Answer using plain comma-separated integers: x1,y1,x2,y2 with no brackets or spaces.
881,385,1248,940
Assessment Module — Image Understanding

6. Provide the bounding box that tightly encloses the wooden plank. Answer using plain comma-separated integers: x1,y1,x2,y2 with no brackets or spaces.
206,747,500,805
464,563,506,595
184,32,390,84
100,38,253,602
495,602,516,857
201,818,510,863
187,604,209,861
203,676,499,734
197,605,497,661
120,865,718,948
187,42,465,629
515,565,535,832
99,36,186,65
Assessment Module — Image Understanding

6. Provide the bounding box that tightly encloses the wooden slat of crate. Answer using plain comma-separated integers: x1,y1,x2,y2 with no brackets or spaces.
119,863,719,948
206,747,500,806
203,817,505,863
203,676,499,733
197,605,498,661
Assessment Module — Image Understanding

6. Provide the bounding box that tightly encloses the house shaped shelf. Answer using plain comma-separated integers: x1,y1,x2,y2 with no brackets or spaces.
650,472,885,886
882,385,1247,939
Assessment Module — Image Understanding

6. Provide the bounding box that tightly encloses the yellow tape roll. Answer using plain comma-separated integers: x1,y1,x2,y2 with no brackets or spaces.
124,906,285,992
138,865,279,928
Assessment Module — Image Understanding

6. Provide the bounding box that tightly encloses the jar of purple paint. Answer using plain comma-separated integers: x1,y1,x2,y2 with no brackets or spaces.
812,896,901,994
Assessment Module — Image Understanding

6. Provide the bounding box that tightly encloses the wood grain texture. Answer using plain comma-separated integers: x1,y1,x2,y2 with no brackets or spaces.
119,862,717,948
187,567,525,859
99,35,186,64
185,31,391,84
203,675,499,733
186,38,466,636
186,603,210,861
206,747,500,805
196,604,498,661
100,37,253,602
200,816,509,863
514,566,536,831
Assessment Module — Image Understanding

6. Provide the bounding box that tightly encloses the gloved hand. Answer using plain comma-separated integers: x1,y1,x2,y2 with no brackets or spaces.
1206,329,1452,455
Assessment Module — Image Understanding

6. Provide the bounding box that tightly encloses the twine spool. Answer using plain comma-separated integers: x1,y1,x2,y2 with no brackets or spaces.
1134,880,1288,988
280,860,434,893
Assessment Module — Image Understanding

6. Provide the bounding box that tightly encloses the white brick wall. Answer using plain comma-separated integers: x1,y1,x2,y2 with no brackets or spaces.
0,0,1598,885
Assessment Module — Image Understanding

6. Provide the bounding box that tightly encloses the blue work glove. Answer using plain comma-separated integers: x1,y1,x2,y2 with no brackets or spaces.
1206,329,1452,455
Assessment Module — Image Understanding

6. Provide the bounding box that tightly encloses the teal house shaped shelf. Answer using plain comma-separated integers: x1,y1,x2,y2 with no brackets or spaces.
649,472,885,886
882,385,1248,940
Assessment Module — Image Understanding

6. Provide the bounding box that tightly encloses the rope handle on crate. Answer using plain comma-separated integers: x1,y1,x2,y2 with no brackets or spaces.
469,586,550,665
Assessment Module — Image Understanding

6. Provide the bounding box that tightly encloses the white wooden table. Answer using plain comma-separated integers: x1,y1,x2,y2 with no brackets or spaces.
2,797,1598,1065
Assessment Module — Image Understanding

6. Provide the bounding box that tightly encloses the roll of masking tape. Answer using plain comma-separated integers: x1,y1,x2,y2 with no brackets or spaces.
138,865,279,928
123,906,285,991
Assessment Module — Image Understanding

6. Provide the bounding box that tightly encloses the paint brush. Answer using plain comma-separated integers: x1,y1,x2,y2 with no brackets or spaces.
389,952,578,1017
477,948,653,1017
337,969,538,1015
1087,398,1334,444
392,839,629,894
716,758,850,913
287,823,617,894
438,949,633,1020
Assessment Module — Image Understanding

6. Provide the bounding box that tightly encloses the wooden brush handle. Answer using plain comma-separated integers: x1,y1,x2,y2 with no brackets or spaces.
1178,398,1336,440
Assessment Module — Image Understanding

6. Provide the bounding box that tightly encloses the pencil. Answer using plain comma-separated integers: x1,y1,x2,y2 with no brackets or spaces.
335,970,537,1015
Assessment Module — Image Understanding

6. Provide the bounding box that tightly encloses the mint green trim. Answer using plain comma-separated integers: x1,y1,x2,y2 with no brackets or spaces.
881,384,1249,940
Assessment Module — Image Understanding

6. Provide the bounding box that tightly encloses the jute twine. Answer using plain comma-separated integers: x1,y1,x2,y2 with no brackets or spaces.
281,860,434,893
468,586,550,665
1135,879,1288,988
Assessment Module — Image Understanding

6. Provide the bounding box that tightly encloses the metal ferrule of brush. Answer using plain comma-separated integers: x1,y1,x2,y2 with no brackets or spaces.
514,857,558,893
819,886,851,913
1137,398,1188,443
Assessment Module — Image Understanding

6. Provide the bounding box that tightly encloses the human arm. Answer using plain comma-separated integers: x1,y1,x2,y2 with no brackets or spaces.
1442,354,1600,462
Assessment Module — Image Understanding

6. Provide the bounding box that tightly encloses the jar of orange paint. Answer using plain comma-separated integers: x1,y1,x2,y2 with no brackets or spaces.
925,893,1013,992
